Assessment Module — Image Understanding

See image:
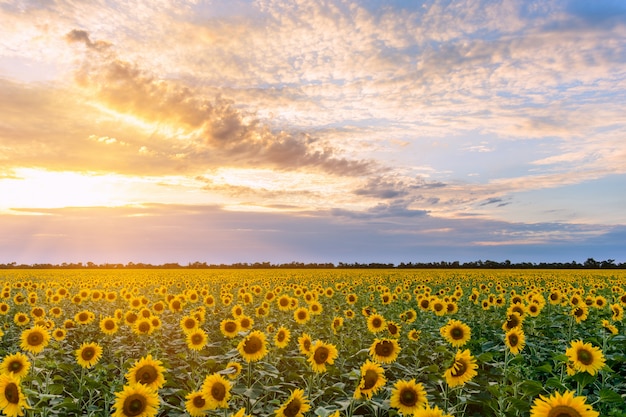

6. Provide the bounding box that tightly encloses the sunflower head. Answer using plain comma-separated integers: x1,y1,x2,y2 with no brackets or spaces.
369,338,401,364
308,341,339,373
126,355,166,390
440,319,471,348
565,340,606,376
19,325,50,354
186,329,208,351
504,328,526,355
354,360,386,400
237,330,268,363
112,382,159,417
0,373,28,416
530,390,599,417
276,389,310,417
201,373,231,409
443,349,478,387
390,379,428,415
76,342,103,369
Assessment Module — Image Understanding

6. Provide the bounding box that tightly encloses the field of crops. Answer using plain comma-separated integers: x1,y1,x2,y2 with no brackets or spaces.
0,268,624,417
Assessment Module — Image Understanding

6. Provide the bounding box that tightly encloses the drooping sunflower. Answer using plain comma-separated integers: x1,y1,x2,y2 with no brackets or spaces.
184,390,209,417
237,330,268,363
275,389,310,417
293,307,310,324
274,326,291,349
75,342,103,369
308,340,339,373
186,328,208,351
530,390,598,417
443,349,478,387
99,316,119,335
111,383,159,417
387,321,401,338
353,360,386,400
125,355,167,390
331,317,344,335
298,333,313,356
390,379,428,415
19,325,50,354
504,328,526,355
440,319,471,348
220,319,241,339
369,338,401,364
201,373,231,409
414,405,454,417
366,314,387,333
601,319,618,335
565,340,606,375
0,352,30,380
0,373,28,417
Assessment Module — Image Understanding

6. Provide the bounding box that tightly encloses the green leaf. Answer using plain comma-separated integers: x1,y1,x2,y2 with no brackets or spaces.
545,377,567,391
535,364,552,373
599,388,624,404
519,380,543,397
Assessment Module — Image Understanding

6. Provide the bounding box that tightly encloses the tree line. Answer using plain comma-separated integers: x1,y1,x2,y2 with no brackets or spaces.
0,258,623,269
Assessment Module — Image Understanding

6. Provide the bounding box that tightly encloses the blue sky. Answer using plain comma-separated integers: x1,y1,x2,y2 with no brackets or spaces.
0,0,625,265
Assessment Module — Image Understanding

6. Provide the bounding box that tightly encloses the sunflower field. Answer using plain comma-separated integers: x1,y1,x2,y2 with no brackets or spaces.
0,268,624,417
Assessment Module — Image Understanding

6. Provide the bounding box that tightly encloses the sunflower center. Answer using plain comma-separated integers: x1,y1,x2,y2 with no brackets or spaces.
283,398,301,417
297,312,306,320
547,405,582,417
136,365,157,384
243,336,262,354
240,318,250,328
82,347,95,360
508,334,519,346
375,340,393,357
313,347,329,364
4,383,19,404
123,394,147,417
363,369,379,390
277,332,285,342
192,395,206,408
450,327,464,339
105,320,116,330
280,298,289,307
399,388,417,406
211,382,226,401
138,322,150,333
9,361,23,373
451,360,467,377
576,349,593,365
372,318,382,327
574,308,584,317
28,332,43,346
303,340,311,350
184,319,195,329
192,334,203,344
225,322,237,333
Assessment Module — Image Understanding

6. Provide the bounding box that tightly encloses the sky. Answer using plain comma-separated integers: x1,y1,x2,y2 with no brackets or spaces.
1,0,625,265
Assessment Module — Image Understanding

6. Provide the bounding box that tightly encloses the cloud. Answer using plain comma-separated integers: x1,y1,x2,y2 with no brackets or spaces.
65,29,374,177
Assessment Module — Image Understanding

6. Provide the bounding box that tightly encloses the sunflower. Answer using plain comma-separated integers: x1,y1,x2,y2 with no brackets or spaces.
0,352,30,380
222,361,242,380
180,315,199,334
274,326,291,348
99,316,119,335
298,333,313,356
74,310,94,325
52,328,67,341
125,355,167,390
230,407,252,417
111,383,159,417
431,299,446,316
220,319,241,338
277,295,292,311
565,340,606,375
369,338,401,364
132,318,153,336
504,328,526,355
13,313,29,327
76,342,103,369
293,307,310,324
502,312,523,331
402,309,417,323
366,314,387,333
443,349,478,387
0,373,28,417
237,330,268,363
275,389,310,417
186,328,208,351
601,319,618,335
184,390,209,416
308,340,338,373
387,321,401,338
440,319,471,347
238,315,254,331
346,293,358,304
201,373,231,409
414,405,454,417
571,305,589,323
390,379,428,415
530,390,598,417
20,325,50,354
353,360,386,400
611,303,624,321
408,329,421,342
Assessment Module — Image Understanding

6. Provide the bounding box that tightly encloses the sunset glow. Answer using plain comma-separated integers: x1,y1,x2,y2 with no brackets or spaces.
1,0,625,264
